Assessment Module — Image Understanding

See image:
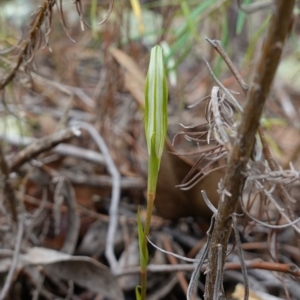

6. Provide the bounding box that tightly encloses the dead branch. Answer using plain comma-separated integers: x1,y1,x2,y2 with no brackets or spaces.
117,260,300,277
0,135,105,166
71,121,121,272
0,146,18,221
204,1,295,299
60,169,145,190
208,21,300,250
9,127,81,172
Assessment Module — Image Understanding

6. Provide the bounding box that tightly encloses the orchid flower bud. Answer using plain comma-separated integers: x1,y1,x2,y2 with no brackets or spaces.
144,45,168,159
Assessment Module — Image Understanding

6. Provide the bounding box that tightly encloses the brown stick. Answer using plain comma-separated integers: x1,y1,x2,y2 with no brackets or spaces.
161,234,194,300
0,146,18,221
9,127,80,172
204,1,295,299
208,30,300,252
118,259,300,277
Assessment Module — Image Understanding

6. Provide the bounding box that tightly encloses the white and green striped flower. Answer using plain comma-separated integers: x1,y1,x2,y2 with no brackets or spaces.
144,45,168,159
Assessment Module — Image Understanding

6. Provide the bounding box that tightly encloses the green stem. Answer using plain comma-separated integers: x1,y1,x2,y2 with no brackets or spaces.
144,152,159,236
140,152,160,299
140,268,147,300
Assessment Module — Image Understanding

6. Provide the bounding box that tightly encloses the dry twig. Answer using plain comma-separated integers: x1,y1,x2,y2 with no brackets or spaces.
71,121,121,272
0,216,24,300
9,127,81,172
207,31,300,249
161,235,192,299
0,146,18,221
118,260,300,277
204,1,295,299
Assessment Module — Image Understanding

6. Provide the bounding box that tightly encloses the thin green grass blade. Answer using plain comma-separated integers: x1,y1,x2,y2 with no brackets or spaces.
168,0,218,65
180,0,197,39
166,30,191,64
214,6,229,75
174,0,217,38
236,0,252,35
243,14,271,66
90,0,99,39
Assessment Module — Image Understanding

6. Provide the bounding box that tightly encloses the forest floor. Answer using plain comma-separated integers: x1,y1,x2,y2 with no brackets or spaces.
1,1,300,299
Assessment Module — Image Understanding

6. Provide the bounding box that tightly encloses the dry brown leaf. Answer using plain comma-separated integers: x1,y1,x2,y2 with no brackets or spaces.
110,47,145,107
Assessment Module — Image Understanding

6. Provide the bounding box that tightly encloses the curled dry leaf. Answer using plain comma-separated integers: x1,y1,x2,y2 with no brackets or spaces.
0,247,124,300
155,143,225,220
77,220,123,257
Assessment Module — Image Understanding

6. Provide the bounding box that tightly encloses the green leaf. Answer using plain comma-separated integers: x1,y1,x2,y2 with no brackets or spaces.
263,133,282,157
144,45,168,159
90,0,98,39
260,117,286,129
214,6,229,75
137,207,148,268
135,285,142,300
236,0,252,34
180,0,197,39
167,0,217,65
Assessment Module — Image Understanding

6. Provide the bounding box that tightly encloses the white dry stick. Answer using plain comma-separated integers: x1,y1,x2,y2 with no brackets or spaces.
210,87,231,149
147,237,196,263
248,170,300,185
203,58,262,161
0,216,24,300
203,58,243,112
0,134,106,166
201,190,218,214
71,121,121,272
